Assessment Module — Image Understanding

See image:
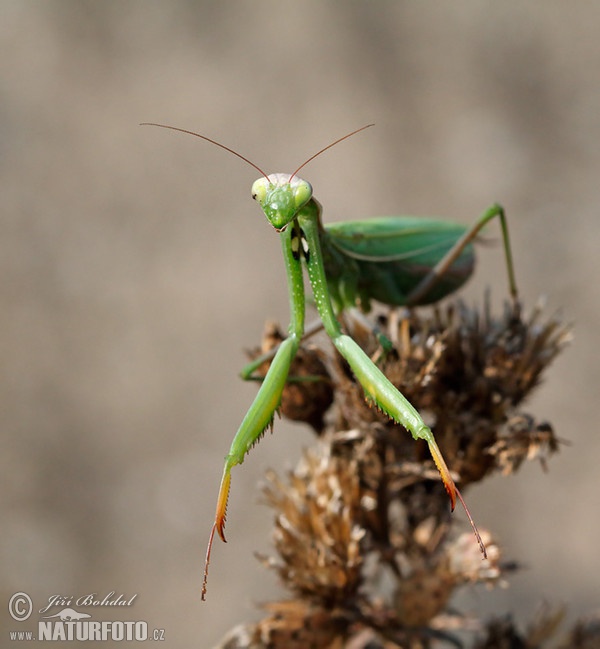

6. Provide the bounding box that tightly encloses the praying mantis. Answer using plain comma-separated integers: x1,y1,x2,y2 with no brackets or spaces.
141,123,519,600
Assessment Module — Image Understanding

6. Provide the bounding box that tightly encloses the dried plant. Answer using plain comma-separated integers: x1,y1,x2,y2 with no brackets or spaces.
213,296,595,649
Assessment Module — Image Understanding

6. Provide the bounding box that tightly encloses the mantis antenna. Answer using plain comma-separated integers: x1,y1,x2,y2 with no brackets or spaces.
290,123,374,180
140,122,270,180
140,122,375,181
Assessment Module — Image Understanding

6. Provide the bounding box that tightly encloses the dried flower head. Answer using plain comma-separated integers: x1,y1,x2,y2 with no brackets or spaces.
216,297,573,649
258,445,365,604
330,297,570,487
251,297,569,487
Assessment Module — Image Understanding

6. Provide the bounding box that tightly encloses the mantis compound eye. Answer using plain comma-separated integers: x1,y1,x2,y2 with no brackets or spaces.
291,179,313,210
251,178,268,204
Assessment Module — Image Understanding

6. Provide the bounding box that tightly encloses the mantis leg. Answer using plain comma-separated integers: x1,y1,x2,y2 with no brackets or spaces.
406,204,518,307
334,334,456,503
202,335,300,599
202,226,305,600
239,318,325,382
298,205,486,556
239,307,393,385
212,334,300,542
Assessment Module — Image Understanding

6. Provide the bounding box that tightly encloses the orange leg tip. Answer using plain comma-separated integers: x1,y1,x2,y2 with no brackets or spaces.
215,470,231,542
443,479,457,512
426,441,486,558
203,465,233,600
215,517,227,543
427,441,457,510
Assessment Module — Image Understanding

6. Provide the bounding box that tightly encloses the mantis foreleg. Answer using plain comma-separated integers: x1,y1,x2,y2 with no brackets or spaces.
239,308,393,384
202,226,305,600
298,202,487,556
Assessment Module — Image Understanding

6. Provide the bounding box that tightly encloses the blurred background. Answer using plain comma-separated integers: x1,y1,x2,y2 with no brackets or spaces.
2,2,599,646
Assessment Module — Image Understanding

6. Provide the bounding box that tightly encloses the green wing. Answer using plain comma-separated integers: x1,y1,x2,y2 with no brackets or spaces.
321,216,474,310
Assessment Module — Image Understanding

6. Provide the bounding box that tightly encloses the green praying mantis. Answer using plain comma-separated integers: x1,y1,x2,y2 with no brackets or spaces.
141,123,519,600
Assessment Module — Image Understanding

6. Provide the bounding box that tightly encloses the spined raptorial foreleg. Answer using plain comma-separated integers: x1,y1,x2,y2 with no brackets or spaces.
202,334,300,600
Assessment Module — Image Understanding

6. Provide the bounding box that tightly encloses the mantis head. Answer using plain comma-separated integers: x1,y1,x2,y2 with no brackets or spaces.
140,122,373,233
251,174,313,231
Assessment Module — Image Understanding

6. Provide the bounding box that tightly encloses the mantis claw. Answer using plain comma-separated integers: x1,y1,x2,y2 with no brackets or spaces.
202,467,232,600
426,439,457,511
427,439,487,559
215,467,232,542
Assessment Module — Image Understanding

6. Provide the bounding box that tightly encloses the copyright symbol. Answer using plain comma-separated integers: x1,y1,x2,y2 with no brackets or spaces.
9,592,33,621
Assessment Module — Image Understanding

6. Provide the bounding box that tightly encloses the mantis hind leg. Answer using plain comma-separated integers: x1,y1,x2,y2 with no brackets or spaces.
406,204,519,307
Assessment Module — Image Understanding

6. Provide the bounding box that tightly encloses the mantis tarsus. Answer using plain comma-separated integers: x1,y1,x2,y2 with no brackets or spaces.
141,123,519,600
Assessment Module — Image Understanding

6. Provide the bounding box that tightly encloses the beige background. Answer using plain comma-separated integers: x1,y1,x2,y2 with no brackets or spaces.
2,2,599,646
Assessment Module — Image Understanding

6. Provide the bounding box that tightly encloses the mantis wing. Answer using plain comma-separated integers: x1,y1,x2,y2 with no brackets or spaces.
322,216,474,310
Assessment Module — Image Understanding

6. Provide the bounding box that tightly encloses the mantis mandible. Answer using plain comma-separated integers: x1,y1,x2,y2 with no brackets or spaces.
141,123,519,600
